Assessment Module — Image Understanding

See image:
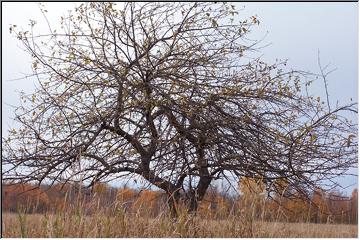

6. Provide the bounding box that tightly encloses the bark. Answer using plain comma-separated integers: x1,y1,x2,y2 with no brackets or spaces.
187,176,212,214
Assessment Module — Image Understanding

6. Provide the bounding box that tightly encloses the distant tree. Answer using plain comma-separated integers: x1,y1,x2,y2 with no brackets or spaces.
326,190,351,224
285,196,310,223
116,187,137,211
133,189,166,217
3,2,357,217
90,182,117,208
44,183,69,211
2,183,49,213
310,188,330,223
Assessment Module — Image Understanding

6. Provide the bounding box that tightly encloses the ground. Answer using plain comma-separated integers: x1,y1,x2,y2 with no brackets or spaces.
2,212,357,238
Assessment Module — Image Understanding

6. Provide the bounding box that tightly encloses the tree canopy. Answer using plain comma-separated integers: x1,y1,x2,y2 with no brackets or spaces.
3,2,357,215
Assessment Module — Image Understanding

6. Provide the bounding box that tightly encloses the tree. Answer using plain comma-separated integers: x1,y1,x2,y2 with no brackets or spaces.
2,183,49,213
310,188,330,223
326,190,352,224
116,187,137,209
3,2,357,217
132,189,166,217
91,183,117,208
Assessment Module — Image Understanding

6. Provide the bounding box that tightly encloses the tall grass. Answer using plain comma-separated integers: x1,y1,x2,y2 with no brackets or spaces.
2,212,357,238
2,194,358,238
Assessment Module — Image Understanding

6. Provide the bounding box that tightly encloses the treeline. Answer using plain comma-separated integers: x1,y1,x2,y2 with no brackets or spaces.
238,177,358,224
2,178,357,225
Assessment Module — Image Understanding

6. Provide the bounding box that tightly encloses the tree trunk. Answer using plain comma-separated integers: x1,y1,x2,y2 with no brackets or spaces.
188,194,198,214
186,176,212,214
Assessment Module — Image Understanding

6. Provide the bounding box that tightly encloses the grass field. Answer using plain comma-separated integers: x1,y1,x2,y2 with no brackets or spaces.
2,212,357,238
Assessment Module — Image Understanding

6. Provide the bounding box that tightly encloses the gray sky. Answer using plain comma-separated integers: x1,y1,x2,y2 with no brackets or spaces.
2,2,358,194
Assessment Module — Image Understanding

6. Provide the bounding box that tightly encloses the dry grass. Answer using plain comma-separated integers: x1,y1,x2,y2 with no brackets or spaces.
254,221,357,238
2,211,357,238
2,189,357,238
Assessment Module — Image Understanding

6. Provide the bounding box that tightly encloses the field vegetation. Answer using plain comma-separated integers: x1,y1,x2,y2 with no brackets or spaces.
2,180,357,238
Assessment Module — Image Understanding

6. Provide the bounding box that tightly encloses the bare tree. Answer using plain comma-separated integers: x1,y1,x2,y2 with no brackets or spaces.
3,2,357,216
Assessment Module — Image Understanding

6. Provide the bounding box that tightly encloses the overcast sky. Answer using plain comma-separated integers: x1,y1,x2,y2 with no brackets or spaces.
2,2,358,194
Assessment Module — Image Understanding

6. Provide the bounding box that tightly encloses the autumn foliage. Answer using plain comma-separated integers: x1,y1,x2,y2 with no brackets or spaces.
238,177,358,224
2,184,49,213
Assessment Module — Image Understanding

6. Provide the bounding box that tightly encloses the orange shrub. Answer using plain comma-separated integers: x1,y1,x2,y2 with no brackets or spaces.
132,190,166,217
